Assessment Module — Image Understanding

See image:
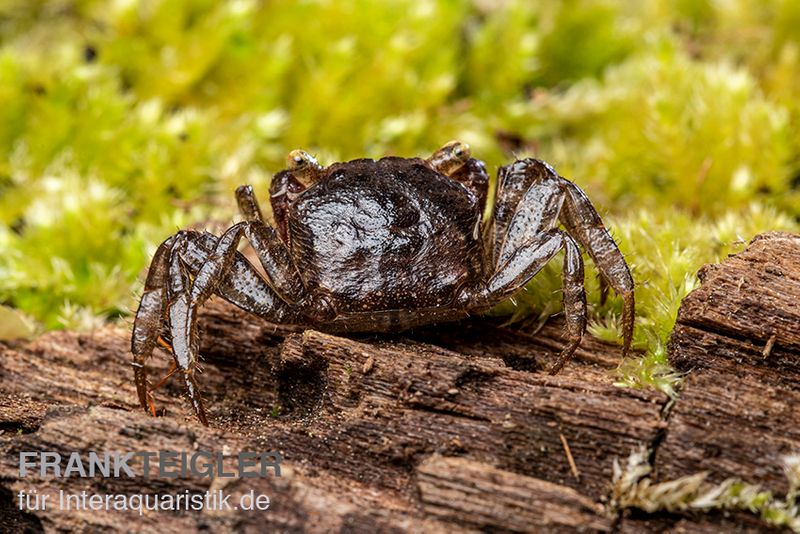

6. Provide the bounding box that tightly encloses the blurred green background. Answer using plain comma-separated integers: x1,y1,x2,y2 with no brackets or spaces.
0,0,798,394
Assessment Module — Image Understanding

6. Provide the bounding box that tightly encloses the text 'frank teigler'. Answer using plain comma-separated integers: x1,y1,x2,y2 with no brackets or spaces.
18,450,283,478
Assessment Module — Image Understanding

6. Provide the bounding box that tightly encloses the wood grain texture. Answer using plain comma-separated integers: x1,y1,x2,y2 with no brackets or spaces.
0,301,650,532
416,455,611,532
674,231,800,354
656,232,800,496
2,231,798,532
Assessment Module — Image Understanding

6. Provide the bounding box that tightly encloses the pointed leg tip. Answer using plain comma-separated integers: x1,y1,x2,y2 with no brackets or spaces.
184,373,210,426
621,337,633,359
549,341,580,375
135,381,149,412
548,357,570,375
193,398,209,426
598,276,610,306
620,291,635,358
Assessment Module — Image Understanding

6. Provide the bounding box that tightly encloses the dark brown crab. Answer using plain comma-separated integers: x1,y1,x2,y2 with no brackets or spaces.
132,141,634,425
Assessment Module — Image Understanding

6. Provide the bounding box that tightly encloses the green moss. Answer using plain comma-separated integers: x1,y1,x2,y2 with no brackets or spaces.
508,44,796,216
610,447,800,531
0,1,798,399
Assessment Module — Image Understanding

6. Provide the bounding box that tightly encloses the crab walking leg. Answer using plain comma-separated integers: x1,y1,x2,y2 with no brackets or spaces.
131,235,177,410
235,185,265,222
491,160,568,268
551,236,587,374
483,231,587,373
189,221,306,308
166,222,308,422
164,246,207,423
179,231,300,322
488,159,562,265
558,179,635,357
132,230,300,423
598,275,610,305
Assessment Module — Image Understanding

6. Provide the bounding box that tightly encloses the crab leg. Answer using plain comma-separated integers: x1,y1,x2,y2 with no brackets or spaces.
475,159,589,372
164,245,208,423
491,160,572,264
150,359,178,394
131,230,300,424
485,158,634,361
484,230,587,373
131,235,177,411
235,185,264,222
488,159,559,266
169,221,312,423
189,221,306,308
559,180,635,357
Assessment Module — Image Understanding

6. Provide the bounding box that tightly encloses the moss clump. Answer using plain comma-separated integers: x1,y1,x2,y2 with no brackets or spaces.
610,447,800,531
0,1,798,395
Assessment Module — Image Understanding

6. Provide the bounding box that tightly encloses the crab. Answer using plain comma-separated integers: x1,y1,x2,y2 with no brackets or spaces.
131,141,634,425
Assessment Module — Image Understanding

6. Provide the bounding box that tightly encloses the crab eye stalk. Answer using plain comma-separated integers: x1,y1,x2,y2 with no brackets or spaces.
427,140,471,175
287,149,320,170
449,141,470,160
286,149,322,185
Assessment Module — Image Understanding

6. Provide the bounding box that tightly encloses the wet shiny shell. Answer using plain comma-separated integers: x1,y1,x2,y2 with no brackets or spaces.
287,157,484,312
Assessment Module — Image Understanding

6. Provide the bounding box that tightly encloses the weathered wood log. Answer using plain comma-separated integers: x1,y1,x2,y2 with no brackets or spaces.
270,327,665,502
657,232,800,494
1,231,798,532
673,232,800,355
416,455,611,532
0,301,660,531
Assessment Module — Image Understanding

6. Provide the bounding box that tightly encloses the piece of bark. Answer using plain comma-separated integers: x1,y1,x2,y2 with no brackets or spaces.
657,327,800,494
0,297,660,532
674,231,800,355
657,232,800,495
268,329,665,501
416,455,611,532
2,406,452,533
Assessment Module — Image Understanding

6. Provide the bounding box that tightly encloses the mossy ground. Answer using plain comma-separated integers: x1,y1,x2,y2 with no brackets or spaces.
0,1,798,396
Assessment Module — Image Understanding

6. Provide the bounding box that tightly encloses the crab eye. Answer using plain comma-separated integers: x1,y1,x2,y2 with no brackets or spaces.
427,140,472,175
448,141,471,161
287,149,318,170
